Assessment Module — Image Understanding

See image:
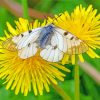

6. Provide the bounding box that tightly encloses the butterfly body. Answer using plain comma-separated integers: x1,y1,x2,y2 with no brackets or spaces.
37,24,54,48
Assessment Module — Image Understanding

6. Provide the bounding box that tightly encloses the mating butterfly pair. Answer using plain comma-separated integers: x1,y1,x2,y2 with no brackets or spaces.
2,24,88,62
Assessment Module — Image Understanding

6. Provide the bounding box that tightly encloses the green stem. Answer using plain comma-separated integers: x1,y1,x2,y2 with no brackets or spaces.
21,0,29,19
52,83,71,100
74,56,80,100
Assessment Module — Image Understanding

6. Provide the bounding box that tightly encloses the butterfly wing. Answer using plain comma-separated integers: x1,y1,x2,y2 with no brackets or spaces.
51,30,67,52
52,27,88,54
12,27,42,49
18,43,38,59
2,37,38,59
13,27,43,59
2,38,17,51
40,45,63,62
66,37,88,54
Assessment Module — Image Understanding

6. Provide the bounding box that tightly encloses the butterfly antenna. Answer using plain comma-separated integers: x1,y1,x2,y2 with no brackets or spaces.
27,24,30,30
27,24,29,31
52,14,62,24
43,14,62,24
44,15,48,19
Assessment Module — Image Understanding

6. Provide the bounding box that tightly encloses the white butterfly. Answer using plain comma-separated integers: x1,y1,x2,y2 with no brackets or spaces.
2,24,88,62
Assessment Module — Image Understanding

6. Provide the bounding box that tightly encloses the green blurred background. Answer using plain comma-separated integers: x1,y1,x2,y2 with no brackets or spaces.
0,0,100,100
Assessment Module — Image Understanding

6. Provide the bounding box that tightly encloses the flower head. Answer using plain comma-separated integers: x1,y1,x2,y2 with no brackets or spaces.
47,5,100,64
0,18,70,96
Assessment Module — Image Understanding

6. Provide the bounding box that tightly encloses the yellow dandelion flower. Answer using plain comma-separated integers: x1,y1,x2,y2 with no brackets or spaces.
0,18,70,96
47,5,100,64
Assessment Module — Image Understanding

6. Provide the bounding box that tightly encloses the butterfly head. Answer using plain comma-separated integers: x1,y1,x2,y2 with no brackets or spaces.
45,24,54,31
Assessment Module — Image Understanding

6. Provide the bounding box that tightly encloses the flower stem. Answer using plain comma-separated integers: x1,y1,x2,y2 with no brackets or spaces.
52,83,71,100
21,0,29,19
74,56,80,100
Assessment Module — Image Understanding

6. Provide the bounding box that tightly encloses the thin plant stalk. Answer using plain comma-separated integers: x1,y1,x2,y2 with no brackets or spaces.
52,83,71,100
21,0,29,19
74,56,80,100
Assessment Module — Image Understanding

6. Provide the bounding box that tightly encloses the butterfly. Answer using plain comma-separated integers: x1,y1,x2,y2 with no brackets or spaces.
2,24,88,62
